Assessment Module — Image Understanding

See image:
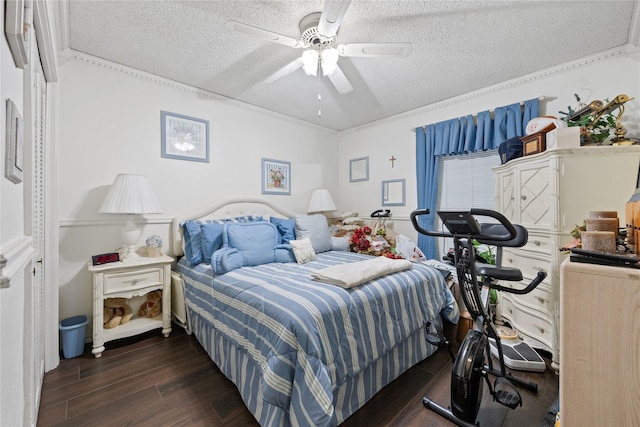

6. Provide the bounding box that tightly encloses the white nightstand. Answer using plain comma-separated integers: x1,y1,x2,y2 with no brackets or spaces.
88,255,173,358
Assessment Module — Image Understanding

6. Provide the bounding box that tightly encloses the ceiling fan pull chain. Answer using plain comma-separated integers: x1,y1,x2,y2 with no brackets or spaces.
317,73,323,117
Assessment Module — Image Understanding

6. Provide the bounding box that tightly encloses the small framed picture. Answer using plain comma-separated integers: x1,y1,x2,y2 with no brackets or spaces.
161,111,209,162
5,99,24,184
349,156,369,182
5,0,32,68
261,158,291,195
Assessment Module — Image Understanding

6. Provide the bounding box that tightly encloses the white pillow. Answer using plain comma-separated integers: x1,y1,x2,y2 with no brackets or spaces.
289,238,317,264
294,214,332,253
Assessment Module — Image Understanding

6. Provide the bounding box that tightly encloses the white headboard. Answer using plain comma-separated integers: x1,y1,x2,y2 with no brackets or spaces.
170,197,299,256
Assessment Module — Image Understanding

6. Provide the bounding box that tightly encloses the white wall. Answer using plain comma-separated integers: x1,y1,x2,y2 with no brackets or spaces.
57,53,338,325
337,49,640,241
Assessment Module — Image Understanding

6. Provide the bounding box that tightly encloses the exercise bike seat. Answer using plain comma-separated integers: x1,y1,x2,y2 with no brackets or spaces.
476,223,528,248
476,264,523,282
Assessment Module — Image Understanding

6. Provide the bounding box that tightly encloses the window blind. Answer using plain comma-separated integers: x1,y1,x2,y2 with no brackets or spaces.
435,150,501,258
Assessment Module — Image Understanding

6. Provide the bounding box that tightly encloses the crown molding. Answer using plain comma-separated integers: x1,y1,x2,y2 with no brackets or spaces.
341,45,634,135
60,49,338,135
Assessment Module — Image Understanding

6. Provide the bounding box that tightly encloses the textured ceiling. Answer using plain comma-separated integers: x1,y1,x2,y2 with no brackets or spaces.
58,1,640,131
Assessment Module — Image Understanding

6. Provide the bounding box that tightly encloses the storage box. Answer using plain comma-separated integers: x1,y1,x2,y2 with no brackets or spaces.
521,131,546,156
546,126,581,150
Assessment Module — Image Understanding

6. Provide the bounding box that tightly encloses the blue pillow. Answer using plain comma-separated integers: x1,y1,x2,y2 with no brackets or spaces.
270,217,296,244
211,247,244,275
224,222,278,266
182,220,204,265
275,244,296,263
294,214,332,253
200,222,225,264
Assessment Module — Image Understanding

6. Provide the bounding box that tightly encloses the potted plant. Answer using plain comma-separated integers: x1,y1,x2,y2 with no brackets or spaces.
145,235,163,257
560,94,617,145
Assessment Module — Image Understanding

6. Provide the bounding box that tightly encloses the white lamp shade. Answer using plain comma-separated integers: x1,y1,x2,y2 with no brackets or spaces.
308,189,337,213
99,174,162,214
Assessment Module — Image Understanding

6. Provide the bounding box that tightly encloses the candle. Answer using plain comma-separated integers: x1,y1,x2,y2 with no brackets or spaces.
581,231,616,253
585,217,619,233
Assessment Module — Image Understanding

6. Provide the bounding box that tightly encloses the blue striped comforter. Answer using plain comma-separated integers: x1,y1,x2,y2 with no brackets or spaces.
176,251,458,426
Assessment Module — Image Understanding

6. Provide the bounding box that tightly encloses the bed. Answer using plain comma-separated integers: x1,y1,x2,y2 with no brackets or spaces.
169,197,459,426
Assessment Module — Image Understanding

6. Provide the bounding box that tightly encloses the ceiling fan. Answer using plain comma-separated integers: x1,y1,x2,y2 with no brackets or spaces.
225,0,413,94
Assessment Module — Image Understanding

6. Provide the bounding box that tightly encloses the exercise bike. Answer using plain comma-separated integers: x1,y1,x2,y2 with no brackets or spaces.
410,208,547,427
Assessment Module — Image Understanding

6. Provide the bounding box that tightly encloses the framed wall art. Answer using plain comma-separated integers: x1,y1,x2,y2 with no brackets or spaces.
349,156,369,182
381,178,406,206
161,111,209,162
5,0,32,69
5,99,24,184
261,158,291,195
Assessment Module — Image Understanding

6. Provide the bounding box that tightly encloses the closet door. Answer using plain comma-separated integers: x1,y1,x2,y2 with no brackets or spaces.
24,43,47,425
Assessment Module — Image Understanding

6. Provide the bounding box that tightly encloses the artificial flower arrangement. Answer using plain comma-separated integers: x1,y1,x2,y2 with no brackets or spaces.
349,225,402,259
145,235,163,257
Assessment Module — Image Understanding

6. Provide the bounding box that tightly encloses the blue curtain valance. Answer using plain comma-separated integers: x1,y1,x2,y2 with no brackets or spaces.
415,98,540,259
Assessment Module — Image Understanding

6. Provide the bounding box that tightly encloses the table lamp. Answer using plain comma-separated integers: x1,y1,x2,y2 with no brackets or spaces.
99,174,162,261
308,188,337,213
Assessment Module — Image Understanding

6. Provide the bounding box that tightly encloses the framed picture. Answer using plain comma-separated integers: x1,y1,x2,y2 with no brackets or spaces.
5,99,24,184
381,178,406,206
261,158,291,195
349,156,369,182
5,0,32,69
161,111,209,162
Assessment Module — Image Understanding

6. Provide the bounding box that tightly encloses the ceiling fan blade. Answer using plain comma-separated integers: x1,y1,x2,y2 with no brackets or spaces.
338,42,413,58
317,0,351,38
264,57,304,84
328,65,353,94
225,20,304,48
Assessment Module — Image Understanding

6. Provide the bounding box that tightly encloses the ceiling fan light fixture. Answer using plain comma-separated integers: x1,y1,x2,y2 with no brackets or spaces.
302,50,319,76
320,48,339,76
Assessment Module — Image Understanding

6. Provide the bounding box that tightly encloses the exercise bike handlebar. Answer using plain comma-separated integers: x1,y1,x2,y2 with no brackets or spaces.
410,208,518,241
490,270,547,294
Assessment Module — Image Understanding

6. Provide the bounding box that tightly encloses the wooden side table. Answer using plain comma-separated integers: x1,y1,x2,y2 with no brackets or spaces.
88,255,173,358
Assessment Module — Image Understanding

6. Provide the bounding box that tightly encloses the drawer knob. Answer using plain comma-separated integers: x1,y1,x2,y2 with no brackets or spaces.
535,325,545,333
508,308,513,314
533,240,541,246
124,278,147,285
507,258,513,264
521,195,527,200
537,296,547,304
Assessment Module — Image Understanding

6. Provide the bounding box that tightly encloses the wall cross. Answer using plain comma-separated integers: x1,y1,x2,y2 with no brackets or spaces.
389,155,397,167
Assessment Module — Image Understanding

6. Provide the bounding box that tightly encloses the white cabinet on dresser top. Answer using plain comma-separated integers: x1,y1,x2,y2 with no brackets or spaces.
88,255,174,358
493,146,640,372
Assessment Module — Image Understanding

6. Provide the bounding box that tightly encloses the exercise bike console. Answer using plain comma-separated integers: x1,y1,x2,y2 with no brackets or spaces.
411,208,547,426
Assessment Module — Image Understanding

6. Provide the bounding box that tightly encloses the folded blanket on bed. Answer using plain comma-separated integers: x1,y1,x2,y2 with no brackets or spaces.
312,256,412,288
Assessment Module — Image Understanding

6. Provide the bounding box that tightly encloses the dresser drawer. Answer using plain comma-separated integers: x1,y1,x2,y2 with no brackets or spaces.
499,295,553,351
497,281,552,317
104,267,163,295
503,248,549,281
521,232,551,256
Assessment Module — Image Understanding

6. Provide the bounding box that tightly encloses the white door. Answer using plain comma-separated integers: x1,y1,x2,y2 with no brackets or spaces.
24,42,48,425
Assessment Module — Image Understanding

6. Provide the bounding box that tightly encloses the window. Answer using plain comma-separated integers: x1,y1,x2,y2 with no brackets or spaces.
435,150,500,257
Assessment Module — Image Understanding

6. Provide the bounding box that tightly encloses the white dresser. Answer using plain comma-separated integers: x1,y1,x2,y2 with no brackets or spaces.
493,145,640,371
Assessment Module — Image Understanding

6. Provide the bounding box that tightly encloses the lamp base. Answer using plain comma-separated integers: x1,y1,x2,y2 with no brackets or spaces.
121,217,142,262
121,245,141,261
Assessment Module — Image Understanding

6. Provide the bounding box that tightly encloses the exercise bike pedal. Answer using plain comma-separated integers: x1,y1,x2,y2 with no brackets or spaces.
493,377,522,409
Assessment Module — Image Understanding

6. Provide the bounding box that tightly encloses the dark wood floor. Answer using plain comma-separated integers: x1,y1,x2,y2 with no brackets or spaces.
38,324,558,426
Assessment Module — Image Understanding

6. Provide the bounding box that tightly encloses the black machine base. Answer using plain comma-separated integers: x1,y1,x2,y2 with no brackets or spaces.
423,397,479,427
